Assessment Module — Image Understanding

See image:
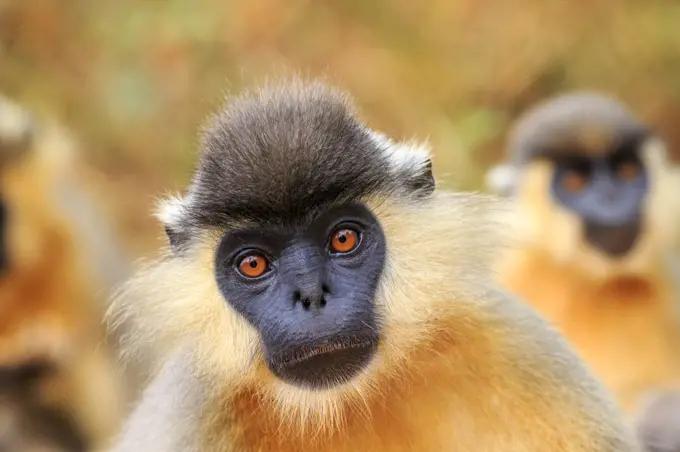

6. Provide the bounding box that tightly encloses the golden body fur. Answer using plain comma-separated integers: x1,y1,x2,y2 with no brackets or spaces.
496,142,680,415
0,95,129,450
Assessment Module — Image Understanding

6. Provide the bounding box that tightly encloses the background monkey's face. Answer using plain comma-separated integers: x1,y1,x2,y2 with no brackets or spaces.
512,137,675,278
214,203,385,389
547,133,649,258
497,93,679,278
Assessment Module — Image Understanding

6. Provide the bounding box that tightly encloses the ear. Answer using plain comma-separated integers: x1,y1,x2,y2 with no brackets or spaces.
0,94,36,163
370,131,435,197
641,136,669,162
485,163,518,196
155,195,192,251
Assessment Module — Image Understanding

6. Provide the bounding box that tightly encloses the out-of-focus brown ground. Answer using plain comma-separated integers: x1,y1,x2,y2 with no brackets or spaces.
1,0,679,256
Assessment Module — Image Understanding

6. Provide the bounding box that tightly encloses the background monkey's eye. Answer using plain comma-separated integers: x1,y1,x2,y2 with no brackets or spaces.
616,161,640,181
329,228,360,254
614,158,641,181
610,150,642,182
561,171,589,193
560,159,591,193
237,254,269,278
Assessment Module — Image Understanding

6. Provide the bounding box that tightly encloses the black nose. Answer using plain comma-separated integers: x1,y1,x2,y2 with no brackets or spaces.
293,283,330,310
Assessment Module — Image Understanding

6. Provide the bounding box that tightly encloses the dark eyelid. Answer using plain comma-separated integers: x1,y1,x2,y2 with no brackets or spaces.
217,230,280,267
552,154,591,172
609,149,640,166
324,219,366,239
566,159,591,172
233,248,272,267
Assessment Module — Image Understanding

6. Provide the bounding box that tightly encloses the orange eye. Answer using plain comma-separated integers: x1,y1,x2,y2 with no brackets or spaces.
561,171,588,193
617,162,640,181
237,254,269,278
329,228,359,254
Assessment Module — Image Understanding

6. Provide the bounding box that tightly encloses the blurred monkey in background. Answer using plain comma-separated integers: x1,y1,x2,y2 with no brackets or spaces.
0,93,132,450
0,361,86,451
486,92,680,451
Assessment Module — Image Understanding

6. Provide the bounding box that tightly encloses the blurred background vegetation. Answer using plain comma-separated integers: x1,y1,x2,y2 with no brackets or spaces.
1,0,679,256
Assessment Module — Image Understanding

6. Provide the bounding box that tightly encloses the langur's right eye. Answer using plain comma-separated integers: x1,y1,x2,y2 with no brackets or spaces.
560,159,591,193
236,253,270,279
561,170,589,193
329,228,360,255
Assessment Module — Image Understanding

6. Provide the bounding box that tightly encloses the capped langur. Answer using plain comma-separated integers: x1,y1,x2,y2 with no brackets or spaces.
109,79,639,451
486,92,680,450
0,94,129,450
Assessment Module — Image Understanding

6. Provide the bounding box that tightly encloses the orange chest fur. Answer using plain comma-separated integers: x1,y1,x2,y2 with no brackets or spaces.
224,384,553,452
500,260,680,412
213,336,593,452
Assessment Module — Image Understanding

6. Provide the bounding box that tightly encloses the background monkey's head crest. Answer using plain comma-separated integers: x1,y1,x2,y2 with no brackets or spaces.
487,92,677,278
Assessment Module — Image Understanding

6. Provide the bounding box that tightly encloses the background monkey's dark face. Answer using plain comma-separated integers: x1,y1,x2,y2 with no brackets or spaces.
157,79,434,391
214,203,385,389
546,131,649,257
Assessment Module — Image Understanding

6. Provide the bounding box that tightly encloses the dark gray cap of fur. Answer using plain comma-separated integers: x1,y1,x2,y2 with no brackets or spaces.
176,79,433,232
507,92,650,167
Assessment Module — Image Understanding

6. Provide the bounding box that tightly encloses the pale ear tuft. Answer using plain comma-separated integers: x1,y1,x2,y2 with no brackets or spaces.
641,137,669,162
155,195,188,228
369,130,434,196
485,164,518,196
155,194,192,250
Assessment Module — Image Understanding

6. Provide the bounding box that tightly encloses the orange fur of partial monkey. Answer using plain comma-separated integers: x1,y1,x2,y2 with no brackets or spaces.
496,139,680,414
0,120,126,449
112,191,635,451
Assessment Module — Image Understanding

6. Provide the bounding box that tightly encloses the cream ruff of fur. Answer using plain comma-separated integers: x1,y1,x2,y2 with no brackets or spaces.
109,80,639,451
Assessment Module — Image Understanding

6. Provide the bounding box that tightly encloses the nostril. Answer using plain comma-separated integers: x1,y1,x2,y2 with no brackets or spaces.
319,297,327,307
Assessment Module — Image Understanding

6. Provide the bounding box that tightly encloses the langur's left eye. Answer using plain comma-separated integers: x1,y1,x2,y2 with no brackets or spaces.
329,228,360,254
616,161,641,181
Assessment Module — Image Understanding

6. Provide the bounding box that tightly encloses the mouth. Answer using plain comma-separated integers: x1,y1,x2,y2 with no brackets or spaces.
584,221,641,258
269,337,378,389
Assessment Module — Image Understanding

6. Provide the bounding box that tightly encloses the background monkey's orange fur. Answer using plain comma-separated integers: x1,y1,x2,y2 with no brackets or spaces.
0,95,130,450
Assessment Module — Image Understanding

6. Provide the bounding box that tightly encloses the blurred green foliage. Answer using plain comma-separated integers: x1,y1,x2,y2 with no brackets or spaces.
1,0,679,253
